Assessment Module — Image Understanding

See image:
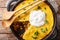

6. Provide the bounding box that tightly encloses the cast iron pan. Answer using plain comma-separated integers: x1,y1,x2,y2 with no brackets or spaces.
7,0,57,40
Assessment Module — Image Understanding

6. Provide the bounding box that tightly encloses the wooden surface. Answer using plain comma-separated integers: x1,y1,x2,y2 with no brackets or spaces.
0,0,60,40
0,0,18,40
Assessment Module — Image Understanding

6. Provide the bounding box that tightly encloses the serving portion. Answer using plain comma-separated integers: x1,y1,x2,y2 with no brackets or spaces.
10,0,54,40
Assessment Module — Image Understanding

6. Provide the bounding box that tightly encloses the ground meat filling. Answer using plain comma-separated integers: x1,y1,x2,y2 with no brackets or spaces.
11,21,30,40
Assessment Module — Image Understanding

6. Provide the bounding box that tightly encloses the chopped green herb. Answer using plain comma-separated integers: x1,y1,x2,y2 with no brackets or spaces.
23,18,25,20
46,27,48,31
37,6,41,9
45,13,47,16
18,16,20,18
45,20,48,24
23,8,26,10
34,31,39,36
32,31,39,39
41,28,45,33
44,7,46,10
32,36,37,39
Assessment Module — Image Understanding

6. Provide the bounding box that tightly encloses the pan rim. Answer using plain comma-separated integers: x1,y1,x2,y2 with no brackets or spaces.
9,1,57,40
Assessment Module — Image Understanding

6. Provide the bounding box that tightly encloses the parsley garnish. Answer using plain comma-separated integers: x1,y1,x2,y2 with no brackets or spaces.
44,7,46,10
32,31,39,39
37,6,41,9
45,20,48,24
46,27,48,31
34,31,39,36
32,36,37,39
41,28,45,33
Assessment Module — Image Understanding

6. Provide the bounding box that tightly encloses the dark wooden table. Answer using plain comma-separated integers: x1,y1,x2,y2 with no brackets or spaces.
0,0,60,40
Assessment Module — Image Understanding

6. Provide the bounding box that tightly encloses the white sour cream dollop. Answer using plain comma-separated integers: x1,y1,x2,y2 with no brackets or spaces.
29,10,45,27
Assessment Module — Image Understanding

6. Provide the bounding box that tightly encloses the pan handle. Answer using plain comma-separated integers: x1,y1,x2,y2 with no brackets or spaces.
6,0,18,11
6,0,23,11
